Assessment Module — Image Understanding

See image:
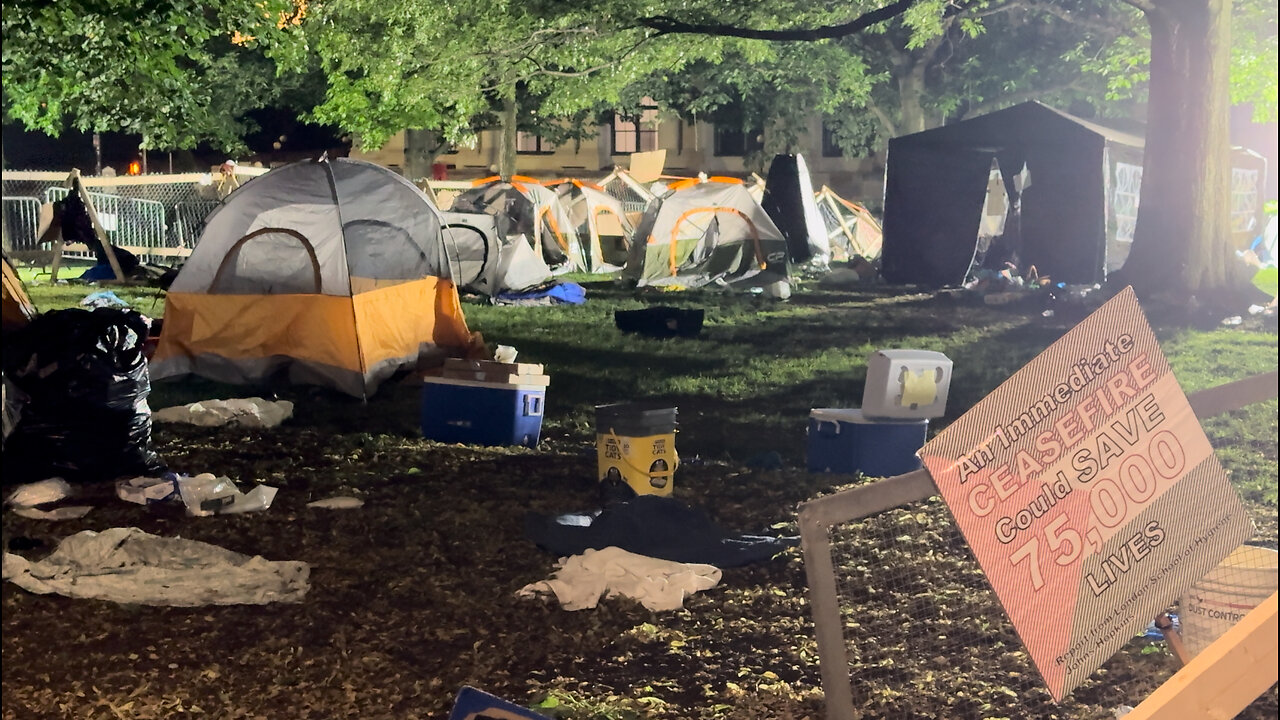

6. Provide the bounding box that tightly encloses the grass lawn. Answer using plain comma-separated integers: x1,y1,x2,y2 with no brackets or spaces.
3,273,1276,719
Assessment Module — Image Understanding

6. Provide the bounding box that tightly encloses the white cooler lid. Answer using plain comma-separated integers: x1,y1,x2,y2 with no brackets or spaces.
810,408,865,423
810,408,928,425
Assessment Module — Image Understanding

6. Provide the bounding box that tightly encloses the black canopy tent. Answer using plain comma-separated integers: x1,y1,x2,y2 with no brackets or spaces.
880,102,1145,287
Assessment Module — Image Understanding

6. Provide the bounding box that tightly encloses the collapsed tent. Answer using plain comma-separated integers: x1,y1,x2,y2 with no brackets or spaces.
599,169,658,218
2,254,37,333
451,176,586,272
151,157,472,398
881,101,1271,288
438,211,555,296
761,154,829,265
815,186,883,261
623,177,790,289
547,178,635,271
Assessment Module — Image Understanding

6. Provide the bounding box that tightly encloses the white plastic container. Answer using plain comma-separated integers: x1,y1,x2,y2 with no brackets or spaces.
861,349,953,420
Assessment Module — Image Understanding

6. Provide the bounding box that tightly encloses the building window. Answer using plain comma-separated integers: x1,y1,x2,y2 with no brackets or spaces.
713,123,763,157
611,102,659,155
516,131,554,155
821,122,844,158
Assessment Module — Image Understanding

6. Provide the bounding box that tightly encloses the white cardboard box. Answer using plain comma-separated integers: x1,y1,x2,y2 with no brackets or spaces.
861,349,952,420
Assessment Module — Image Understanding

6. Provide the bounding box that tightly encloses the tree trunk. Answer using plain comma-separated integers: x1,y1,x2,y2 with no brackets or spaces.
498,94,518,181
1119,0,1234,300
403,129,441,182
897,63,929,135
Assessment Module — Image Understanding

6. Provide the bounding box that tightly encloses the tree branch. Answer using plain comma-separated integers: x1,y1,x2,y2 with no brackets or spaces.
868,100,897,137
1117,0,1155,13
967,0,1026,19
519,33,655,78
959,79,1084,119
1028,1,1130,35
640,0,920,41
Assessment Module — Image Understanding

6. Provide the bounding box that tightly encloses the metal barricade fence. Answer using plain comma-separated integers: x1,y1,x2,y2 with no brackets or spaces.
2,197,43,256
171,200,220,250
42,187,171,263
1,170,258,267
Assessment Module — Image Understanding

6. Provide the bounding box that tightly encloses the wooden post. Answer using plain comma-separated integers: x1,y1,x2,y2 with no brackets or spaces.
69,169,126,282
1155,613,1192,666
1124,592,1277,720
39,202,66,282
820,187,859,252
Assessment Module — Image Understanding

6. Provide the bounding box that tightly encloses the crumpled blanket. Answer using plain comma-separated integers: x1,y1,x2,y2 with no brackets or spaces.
517,546,721,611
153,398,294,429
2,527,309,606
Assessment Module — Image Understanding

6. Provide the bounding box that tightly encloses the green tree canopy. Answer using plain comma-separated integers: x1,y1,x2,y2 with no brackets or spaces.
1,0,310,152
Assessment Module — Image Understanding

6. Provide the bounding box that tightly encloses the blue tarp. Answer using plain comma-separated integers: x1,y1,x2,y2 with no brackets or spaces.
493,282,586,306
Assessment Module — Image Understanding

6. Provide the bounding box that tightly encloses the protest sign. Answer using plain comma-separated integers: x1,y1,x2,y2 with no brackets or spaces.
920,287,1253,701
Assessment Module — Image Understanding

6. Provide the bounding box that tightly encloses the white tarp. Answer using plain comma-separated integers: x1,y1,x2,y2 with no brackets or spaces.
153,398,294,428
2,527,309,606
517,546,721,611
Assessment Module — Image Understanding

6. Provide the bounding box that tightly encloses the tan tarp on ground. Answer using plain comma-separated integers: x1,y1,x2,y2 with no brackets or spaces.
151,157,470,398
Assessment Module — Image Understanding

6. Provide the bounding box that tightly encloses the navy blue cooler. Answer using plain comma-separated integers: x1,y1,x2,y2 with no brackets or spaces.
421,377,546,448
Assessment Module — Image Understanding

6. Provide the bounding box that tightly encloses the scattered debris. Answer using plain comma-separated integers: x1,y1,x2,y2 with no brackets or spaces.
153,398,295,429
12,505,93,521
176,474,278,517
517,546,721,611
79,290,129,309
452,686,552,720
116,474,180,505
6,478,72,508
306,496,364,510
2,527,309,606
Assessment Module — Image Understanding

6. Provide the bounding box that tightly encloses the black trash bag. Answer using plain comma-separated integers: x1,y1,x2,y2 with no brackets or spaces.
2,307,166,483
614,307,704,339
524,495,799,568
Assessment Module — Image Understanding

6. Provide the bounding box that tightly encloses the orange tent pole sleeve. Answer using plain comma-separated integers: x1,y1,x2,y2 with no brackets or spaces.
666,207,767,275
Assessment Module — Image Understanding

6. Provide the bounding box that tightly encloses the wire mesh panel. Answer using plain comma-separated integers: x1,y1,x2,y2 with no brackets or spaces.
800,371,1279,720
826,496,1178,719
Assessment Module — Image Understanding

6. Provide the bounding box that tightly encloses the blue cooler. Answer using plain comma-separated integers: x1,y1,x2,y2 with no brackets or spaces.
807,408,928,476
421,377,545,447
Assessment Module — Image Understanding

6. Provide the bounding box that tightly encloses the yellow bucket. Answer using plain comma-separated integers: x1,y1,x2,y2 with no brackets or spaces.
1179,544,1278,657
597,430,679,496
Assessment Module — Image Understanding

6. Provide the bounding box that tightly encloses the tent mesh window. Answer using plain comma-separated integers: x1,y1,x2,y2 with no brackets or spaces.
210,229,321,295
799,373,1278,720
